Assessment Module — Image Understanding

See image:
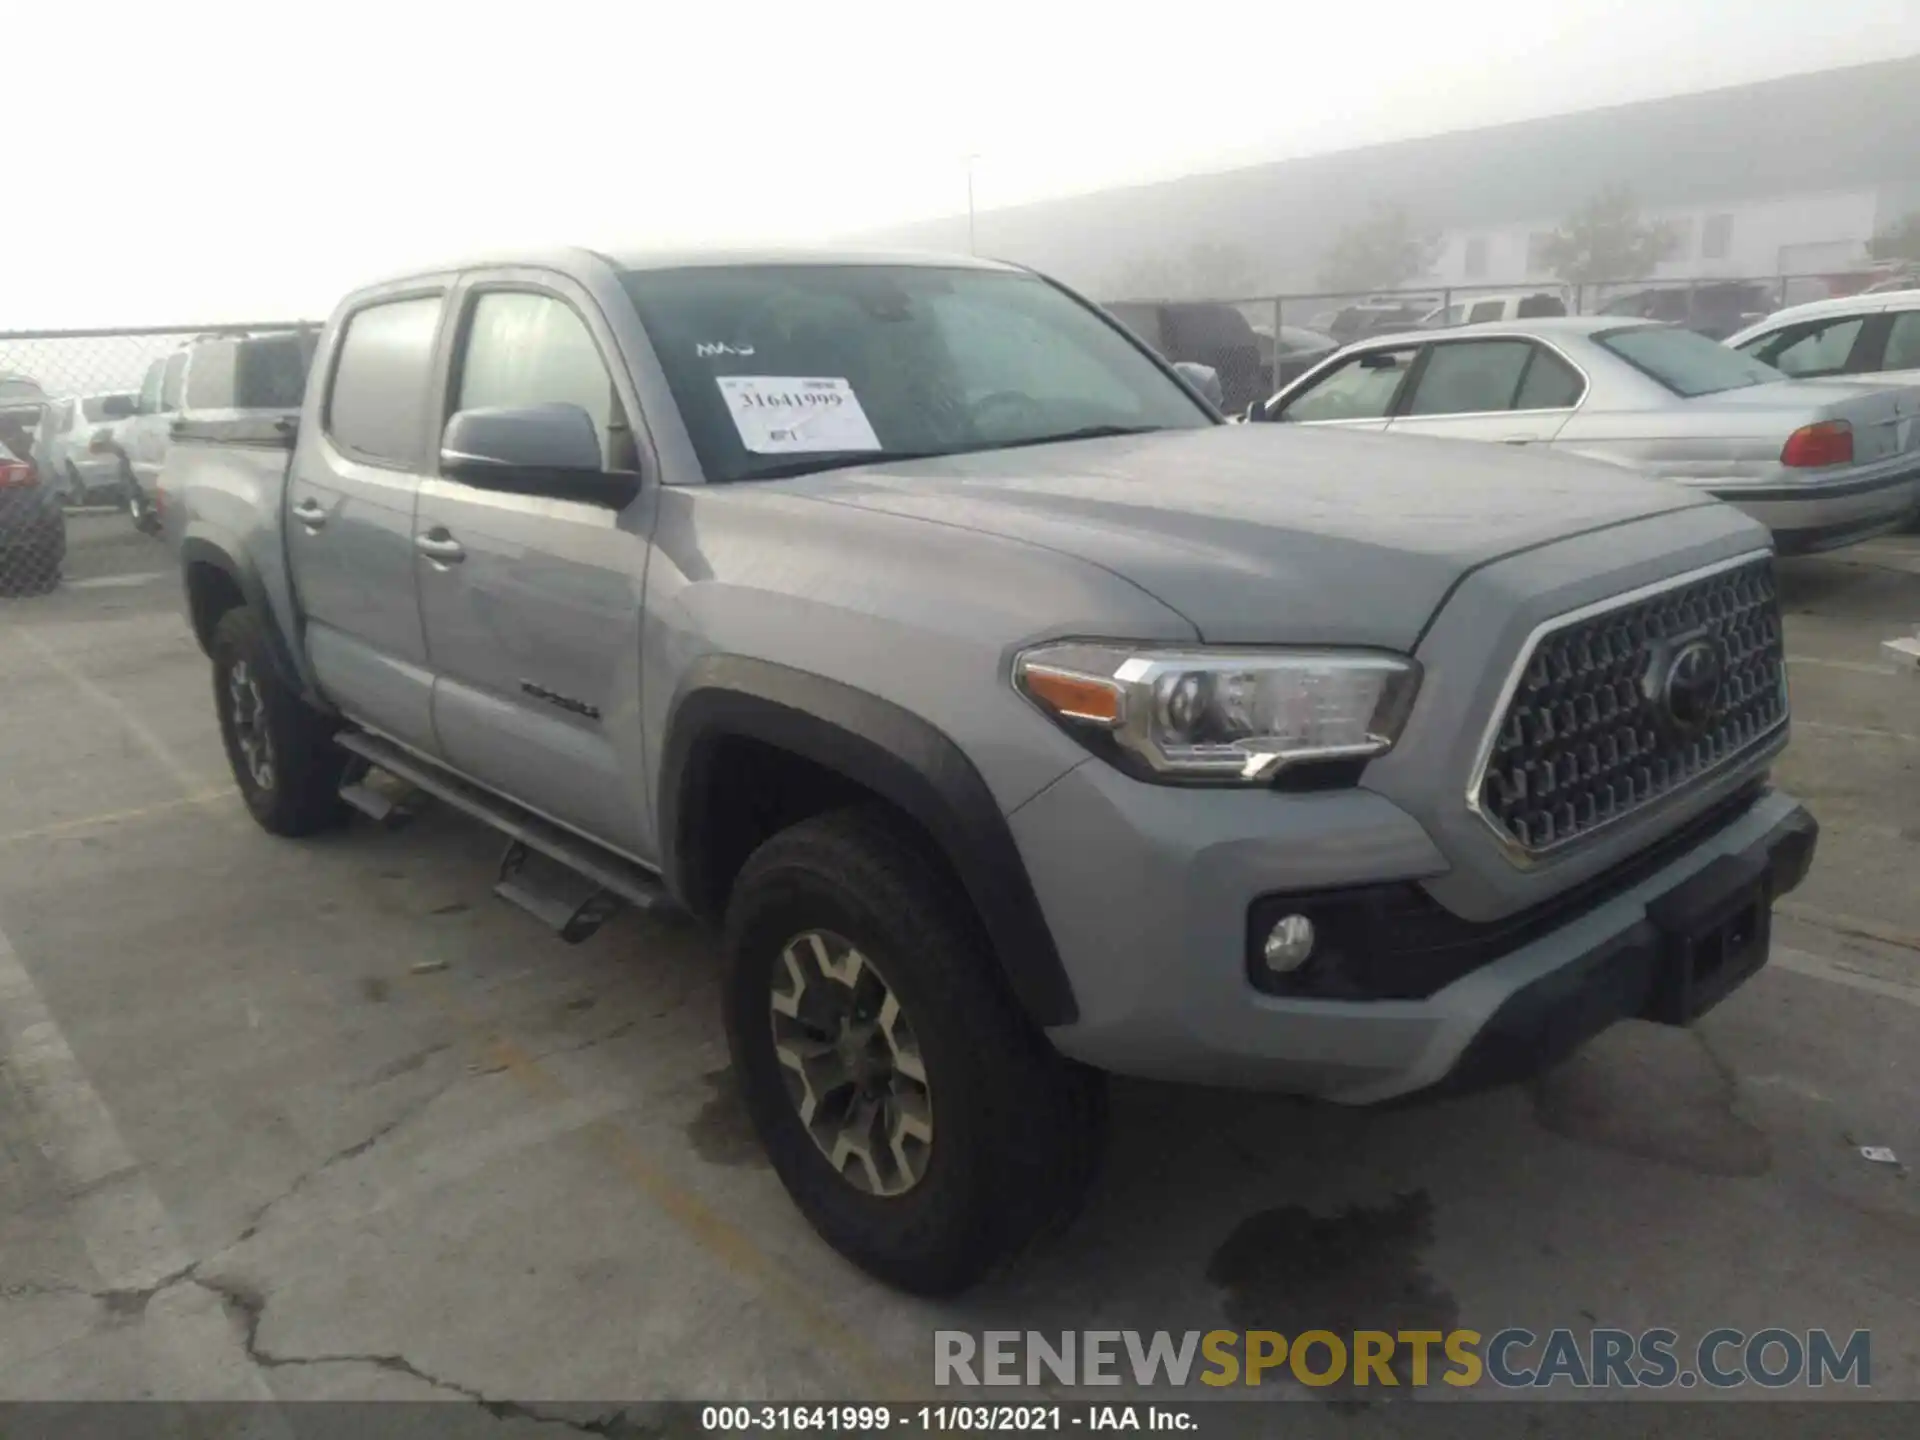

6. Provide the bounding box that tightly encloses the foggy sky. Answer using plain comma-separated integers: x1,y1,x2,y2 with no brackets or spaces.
5,0,1918,328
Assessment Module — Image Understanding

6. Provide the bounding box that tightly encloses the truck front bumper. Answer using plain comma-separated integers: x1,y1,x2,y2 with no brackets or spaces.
1014,765,1816,1103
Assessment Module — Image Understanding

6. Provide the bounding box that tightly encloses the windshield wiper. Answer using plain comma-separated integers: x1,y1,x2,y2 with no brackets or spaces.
733,450,955,482
986,424,1170,452
730,426,1171,482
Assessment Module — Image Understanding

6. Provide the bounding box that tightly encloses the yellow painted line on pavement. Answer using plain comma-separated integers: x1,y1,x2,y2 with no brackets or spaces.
9,614,918,1395
0,789,235,847
1796,719,1920,744
478,1033,919,1400
14,628,210,796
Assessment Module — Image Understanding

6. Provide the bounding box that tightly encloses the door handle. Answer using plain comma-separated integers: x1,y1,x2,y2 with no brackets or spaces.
415,529,466,565
291,498,327,528
1501,436,1534,445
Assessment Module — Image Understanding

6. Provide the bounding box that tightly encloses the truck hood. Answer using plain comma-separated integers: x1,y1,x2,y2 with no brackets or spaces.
776,425,1720,649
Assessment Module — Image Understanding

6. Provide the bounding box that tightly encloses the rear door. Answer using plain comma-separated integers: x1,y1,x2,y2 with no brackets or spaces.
414,273,652,855
1386,338,1585,445
288,286,450,755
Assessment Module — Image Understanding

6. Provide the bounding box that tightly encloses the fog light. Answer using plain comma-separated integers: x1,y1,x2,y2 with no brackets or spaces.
1262,914,1316,973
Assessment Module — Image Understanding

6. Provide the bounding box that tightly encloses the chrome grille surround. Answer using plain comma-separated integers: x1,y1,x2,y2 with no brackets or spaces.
1466,550,1788,863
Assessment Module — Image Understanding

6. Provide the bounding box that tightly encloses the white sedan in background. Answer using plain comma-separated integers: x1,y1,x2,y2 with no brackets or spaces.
1725,289,1920,389
1250,316,1920,555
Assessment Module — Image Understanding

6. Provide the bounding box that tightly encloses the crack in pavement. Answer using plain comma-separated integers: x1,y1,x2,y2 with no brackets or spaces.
191,1274,657,1436
462,1017,644,1080
233,1067,468,1246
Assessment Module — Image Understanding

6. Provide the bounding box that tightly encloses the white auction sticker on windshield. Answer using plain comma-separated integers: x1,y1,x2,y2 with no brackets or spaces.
716,375,882,454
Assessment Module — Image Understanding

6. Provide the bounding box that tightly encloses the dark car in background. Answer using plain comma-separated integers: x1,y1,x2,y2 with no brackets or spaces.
0,438,64,594
1102,301,1269,412
1597,281,1778,340
1259,324,1340,387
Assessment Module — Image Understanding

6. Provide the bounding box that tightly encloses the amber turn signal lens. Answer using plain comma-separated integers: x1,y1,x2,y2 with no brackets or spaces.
1021,667,1123,726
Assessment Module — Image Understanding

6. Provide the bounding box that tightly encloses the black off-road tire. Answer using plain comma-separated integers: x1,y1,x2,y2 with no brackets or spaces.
210,607,349,836
723,806,1106,1295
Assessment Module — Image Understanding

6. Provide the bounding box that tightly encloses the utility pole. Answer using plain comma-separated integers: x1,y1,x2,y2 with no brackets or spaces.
966,154,979,254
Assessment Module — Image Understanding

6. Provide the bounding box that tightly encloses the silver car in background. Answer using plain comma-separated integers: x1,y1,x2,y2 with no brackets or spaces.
1251,316,1920,554
32,393,137,504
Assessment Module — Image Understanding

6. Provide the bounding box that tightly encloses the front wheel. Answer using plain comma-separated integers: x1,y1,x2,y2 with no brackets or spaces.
210,607,349,835
723,807,1105,1295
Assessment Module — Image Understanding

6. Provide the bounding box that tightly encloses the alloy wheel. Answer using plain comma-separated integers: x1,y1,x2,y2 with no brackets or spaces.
227,659,275,792
769,929,933,1197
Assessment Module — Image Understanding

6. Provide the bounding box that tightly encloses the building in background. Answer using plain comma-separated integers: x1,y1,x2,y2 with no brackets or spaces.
856,57,1920,301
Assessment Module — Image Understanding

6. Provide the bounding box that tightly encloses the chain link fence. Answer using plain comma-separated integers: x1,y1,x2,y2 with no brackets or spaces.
1101,269,1906,407
0,323,310,598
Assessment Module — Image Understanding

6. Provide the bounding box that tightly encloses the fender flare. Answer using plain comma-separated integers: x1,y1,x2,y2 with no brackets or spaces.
177,535,307,696
659,656,1078,1027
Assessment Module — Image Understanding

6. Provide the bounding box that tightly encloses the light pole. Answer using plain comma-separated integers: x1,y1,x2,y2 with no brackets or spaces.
965,154,979,254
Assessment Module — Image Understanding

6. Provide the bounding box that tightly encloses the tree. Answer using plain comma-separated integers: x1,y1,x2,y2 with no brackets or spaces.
1317,205,1441,293
1867,211,1920,264
1539,186,1678,285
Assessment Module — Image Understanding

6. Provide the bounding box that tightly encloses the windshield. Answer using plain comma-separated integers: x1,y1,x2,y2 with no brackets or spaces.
619,264,1212,482
1595,324,1783,397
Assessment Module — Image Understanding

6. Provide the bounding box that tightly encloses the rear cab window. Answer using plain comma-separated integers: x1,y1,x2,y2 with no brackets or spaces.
324,296,444,467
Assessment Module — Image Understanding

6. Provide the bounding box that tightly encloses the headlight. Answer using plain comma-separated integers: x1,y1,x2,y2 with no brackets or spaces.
1014,642,1420,784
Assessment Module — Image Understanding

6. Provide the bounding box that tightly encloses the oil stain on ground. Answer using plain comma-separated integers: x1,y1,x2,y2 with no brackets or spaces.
687,1067,767,1168
1205,1190,1457,1388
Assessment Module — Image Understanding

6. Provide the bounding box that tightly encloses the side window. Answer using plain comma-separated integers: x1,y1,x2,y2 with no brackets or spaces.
1741,316,1866,378
1405,340,1533,416
1280,349,1417,422
1515,346,1585,409
455,292,626,468
326,295,443,467
138,359,165,415
1877,312,1920,372
160,351,188,410
1466,299,1505,324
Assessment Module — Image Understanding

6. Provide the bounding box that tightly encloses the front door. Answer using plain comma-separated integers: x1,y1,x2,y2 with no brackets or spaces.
287,289,447,756
414,279,652,857
1268,346,1419,432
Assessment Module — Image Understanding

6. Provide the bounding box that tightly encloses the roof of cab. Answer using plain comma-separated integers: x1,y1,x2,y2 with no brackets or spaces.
354,245,1022,293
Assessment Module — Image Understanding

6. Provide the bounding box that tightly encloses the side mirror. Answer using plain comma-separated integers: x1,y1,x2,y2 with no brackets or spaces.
440,404,635,506
100,394,137,420
1172,361,1225,409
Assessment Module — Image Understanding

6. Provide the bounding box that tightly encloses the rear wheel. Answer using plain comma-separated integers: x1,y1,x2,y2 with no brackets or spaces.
210,607,349,835
723,806,1105,1295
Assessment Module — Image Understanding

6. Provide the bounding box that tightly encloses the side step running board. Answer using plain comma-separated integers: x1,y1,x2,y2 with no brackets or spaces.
334,731,675,942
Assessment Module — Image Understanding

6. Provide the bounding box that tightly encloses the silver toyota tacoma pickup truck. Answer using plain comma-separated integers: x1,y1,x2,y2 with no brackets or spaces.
165,248,1818,1294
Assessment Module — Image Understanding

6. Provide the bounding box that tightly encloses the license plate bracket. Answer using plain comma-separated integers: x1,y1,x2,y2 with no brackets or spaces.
1642,851,1772,1025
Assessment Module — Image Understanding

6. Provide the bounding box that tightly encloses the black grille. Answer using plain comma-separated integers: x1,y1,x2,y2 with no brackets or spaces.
1474,557,1787,855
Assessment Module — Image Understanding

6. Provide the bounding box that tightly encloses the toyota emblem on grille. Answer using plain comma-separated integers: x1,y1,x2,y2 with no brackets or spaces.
1659,638,1723,735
